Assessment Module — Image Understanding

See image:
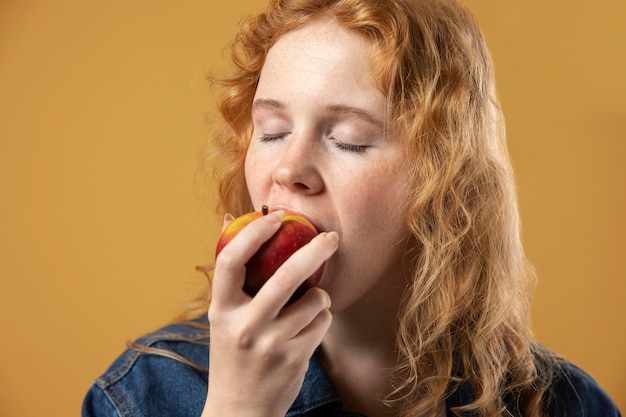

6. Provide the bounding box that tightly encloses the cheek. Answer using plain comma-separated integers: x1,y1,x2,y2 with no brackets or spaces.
341,165,409,237
355,160,407,210
243,151,254,187
244,147,266,203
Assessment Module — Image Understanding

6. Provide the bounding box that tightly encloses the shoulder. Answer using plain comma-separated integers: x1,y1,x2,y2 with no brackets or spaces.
82,316,210,417
547,358,622,416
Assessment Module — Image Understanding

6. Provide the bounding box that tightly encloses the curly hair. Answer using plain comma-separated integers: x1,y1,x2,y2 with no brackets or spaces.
191,0,560,415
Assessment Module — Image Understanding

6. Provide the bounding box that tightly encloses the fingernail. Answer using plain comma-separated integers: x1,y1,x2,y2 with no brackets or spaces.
224,213,235,223
325,231,339,246
264,210,284,223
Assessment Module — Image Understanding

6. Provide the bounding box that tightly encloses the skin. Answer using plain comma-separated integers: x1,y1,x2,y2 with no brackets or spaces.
203,18,411,417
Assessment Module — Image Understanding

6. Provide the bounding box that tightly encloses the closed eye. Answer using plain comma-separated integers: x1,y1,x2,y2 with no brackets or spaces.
334,141,367,153
259,133,288,142
260,133,367,153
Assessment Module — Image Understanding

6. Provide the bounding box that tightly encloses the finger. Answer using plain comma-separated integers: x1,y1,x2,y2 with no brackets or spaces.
278,287,332,339
222,213,235,232
195,214,235,278
288,306,332,357
212,211,284,307
251,231,339,318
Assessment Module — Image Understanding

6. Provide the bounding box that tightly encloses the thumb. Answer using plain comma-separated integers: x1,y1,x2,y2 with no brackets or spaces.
222,213,235,232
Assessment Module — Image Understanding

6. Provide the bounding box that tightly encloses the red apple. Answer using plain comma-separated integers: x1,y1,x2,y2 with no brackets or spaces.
215,206,324,302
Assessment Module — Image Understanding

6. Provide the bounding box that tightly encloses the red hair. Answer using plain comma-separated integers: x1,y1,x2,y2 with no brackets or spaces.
195,1,560,415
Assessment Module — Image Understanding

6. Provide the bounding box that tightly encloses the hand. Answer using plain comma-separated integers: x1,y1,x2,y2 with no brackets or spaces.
201,211,338,417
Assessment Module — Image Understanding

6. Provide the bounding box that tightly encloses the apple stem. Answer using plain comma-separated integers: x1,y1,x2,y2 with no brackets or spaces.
262,205,268,215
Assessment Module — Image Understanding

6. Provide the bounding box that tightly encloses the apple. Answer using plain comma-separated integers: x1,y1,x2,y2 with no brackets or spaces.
215,206,324,302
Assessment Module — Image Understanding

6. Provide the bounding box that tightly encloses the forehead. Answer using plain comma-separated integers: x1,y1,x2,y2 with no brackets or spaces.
269,18,368,57
256,19,384,111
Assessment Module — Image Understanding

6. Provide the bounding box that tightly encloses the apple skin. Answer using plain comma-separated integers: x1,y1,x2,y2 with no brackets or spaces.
215,209,324,302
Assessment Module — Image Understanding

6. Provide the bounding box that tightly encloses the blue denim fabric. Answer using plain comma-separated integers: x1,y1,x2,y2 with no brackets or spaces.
82,316,621,417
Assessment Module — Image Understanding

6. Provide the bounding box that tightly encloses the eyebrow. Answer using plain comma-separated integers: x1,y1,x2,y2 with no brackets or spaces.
325,103,384,129
252,99,384,129
252,98,284,111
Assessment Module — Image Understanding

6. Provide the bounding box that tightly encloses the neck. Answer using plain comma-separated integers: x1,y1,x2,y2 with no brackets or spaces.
324,259,407,355
320,270,407,417
325,293,400,358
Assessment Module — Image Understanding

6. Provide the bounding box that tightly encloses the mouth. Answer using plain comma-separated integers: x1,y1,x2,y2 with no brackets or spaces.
267,205,325,233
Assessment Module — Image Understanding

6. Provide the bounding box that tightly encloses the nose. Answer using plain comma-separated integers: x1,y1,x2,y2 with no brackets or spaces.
272,133,323,195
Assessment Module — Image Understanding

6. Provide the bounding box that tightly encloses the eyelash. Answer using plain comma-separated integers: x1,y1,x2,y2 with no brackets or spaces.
334,142,367,153
259,133,367,154
259,133,286,142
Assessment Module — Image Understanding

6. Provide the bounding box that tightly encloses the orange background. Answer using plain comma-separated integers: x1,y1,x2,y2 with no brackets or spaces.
0,1,624,415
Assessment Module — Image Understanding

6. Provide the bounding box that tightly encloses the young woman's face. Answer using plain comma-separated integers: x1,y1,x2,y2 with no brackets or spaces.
245,19,410,313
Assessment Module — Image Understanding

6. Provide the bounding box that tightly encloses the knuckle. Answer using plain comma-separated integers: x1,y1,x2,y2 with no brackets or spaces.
256,337,300,369
267,269,293,292
311,308,333,334
318,308,332,325
301,287,331,309
235,327,254,349
208,309,256,350
257,335,280,357
214,251,241,274
309,287,331,307
207,304,223,324
207,306,217,322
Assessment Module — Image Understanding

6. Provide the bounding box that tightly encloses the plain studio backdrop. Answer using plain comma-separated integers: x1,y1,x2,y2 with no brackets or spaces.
0,1,624,415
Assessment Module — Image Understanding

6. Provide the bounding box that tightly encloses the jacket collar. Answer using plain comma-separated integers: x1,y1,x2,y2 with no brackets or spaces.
287,350,345,416
286,350,476,417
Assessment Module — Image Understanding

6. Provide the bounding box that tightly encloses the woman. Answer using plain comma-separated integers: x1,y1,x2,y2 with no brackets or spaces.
83,0,621,416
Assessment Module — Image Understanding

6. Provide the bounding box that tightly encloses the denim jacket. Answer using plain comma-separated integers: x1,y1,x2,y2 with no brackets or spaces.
82,317,621,416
